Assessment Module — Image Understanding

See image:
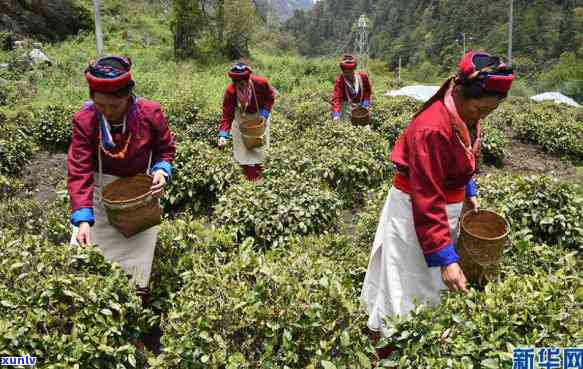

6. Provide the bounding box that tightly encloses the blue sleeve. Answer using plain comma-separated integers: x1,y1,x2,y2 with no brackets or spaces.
332,112,341,119
218,130,231,139
259,109,270,119
424,244,459,267
151,160,173,183
465,178,477,198
361,100,370,108
71,208,95,227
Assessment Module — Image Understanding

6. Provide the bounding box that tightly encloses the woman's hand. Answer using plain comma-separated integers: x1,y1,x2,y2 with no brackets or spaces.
150,170,167,198
218,137,228,149
466,196,479,213
76,222,92,247
441,262,468,293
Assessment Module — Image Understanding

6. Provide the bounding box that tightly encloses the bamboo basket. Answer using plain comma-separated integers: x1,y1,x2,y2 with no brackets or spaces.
240,116,266,150
351,106,370,126
102,174,161,238
456,210,510,284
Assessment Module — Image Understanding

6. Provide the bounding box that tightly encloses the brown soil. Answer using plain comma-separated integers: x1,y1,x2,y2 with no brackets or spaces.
479,140,583,183
21,151,67,203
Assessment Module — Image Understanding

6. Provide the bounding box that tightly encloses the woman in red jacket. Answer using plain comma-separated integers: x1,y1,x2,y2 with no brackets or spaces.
217,61,277,181
68,56,176,293
331,54,372,122
360,51,514,359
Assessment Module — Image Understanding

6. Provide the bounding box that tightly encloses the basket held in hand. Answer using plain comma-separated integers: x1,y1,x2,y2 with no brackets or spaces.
456,209,510,284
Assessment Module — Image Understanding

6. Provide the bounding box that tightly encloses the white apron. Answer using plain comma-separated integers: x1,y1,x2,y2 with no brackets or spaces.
360,186,463,335
70,148,158,289
232,109,271,165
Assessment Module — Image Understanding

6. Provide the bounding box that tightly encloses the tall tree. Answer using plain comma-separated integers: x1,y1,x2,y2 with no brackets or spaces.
172,0,205,59
222,0,258,59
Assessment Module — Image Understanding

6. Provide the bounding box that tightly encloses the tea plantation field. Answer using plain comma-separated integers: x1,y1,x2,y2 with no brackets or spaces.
0,2,581,368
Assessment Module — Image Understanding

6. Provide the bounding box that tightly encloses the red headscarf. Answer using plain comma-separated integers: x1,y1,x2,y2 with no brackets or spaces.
339,54,357,71
228,61,252,80
85,56,133,94
414,51,514,119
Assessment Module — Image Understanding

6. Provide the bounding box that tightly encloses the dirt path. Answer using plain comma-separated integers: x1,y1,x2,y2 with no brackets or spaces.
479,139,582,183
21,151,67,203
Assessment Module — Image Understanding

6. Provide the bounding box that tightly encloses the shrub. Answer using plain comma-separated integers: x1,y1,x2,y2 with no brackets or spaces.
480,125,506,167
148,217,238,320
153,234,372,369
381,251,582,368
369,97,420,146
0,235,147,369
479,175,583,252
502,100,583,163
0,79,35,106
266,123,392,207
213,173,342,247
277,93,330,136
31,103,76,152
355,183,391,247
185,109,221,145
0,124,39,176
162,95,200,134
0,174,25,199
164,140,241,214
0,196,71,246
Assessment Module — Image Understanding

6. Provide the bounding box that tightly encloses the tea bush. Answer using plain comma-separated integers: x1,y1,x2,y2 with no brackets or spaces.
0,235,147,369
0,174,25,199
369,96,420,146
495,100,583,163
382,252,582,368
153,235,372,369
277,94,330,135
0,78,36,106
31,103,76,152
266,123,392,207
161,94,199,132
185,109,221,145
164,140,241,214
213,173,342,247
355,183,391,247
148,217,238,319
0,124,39,175
0,196,70,245
514,111,583,162
479,175,583,252
480,125,506,167
370,96,421,127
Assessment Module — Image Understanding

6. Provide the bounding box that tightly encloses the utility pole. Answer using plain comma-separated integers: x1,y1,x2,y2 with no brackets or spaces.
354,14,369,72
398,56,402,84
456,33,474,56
266,0,272,29
92,0,104,57
508,0,513,66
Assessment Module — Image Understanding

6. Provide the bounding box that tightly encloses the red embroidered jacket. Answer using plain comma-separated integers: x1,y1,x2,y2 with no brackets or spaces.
331,71,372,114
67,98,176,225
219,75,277,137
390,99,478,267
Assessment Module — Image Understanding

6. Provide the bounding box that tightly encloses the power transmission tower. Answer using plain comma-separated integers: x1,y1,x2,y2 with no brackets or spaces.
354,14,370,72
